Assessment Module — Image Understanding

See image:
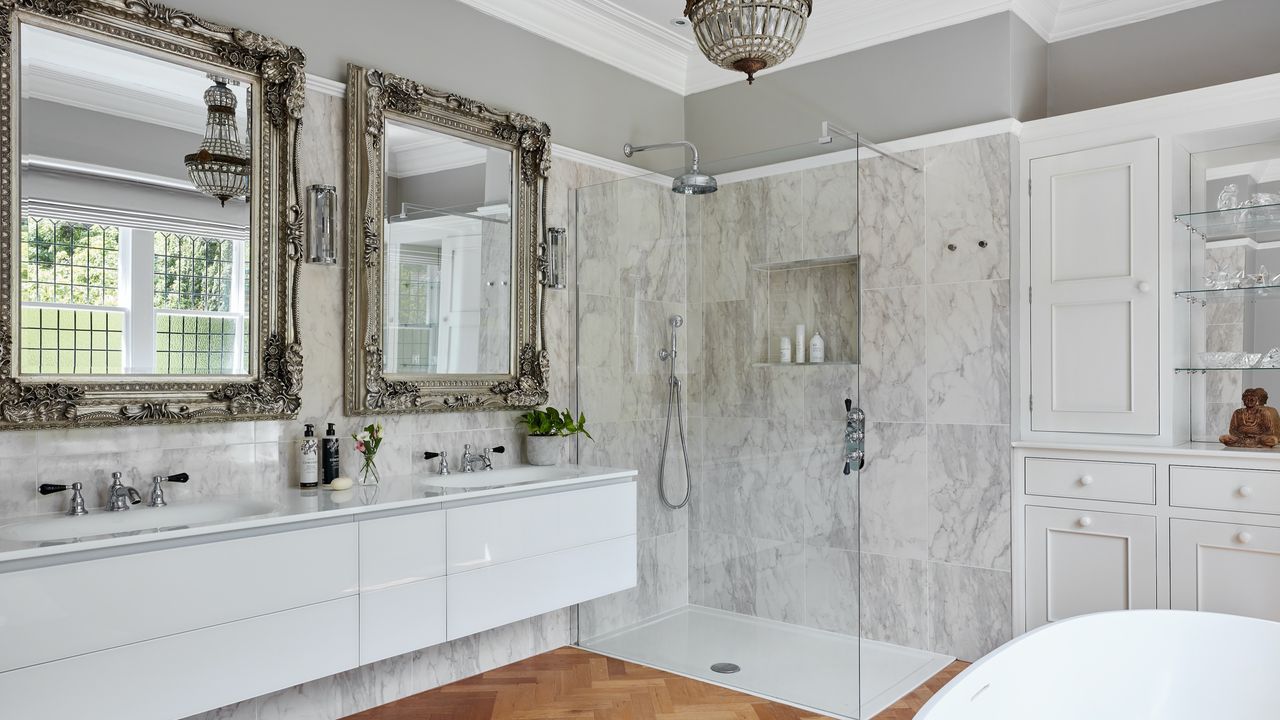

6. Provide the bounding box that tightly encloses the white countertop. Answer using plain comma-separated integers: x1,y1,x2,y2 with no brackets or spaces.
0,464,637,564
1012,439,1280,460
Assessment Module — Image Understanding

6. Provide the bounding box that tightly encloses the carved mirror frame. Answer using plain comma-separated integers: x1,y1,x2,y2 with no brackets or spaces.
344,64,551,415
0,0,306,430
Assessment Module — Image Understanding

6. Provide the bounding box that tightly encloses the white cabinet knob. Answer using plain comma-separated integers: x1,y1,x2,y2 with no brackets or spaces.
1078,516,1093,528
1239,486,1254,498
1236,531,1253,545
1137,281,1152,293
1079,475,1094,487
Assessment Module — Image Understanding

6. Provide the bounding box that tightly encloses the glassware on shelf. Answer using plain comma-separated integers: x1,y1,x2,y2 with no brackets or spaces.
1259,348,1280,369
1243,353,1264,368
1197,352,1249,369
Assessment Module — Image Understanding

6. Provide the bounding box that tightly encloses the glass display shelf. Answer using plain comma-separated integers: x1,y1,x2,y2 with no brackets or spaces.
1176,284,1280,304
752,361,859,368
1176,366,1280,374
1175,203,1280,238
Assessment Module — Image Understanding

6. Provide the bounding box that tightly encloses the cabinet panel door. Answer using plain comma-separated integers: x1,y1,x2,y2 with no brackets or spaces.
359,577,446,665
1171,519,1280,622
1025,506,1157,629
1029,138,1159,435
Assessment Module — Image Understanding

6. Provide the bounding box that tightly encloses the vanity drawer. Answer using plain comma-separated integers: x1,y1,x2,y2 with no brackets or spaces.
360,576,446,665
0,596,358,720
446,534,636,640
1170,465,1280,515
0,522,357,673
359,509,446,589
446,482,636,573
1025,458,1156,504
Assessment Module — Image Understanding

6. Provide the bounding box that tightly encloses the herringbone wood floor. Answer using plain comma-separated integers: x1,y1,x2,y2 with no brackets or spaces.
342,646,969,720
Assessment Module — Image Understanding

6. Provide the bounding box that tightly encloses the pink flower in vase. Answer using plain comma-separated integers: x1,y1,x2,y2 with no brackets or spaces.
354,440,366,454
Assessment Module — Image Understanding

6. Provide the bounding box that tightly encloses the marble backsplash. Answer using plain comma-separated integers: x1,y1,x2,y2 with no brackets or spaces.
0,87,632,719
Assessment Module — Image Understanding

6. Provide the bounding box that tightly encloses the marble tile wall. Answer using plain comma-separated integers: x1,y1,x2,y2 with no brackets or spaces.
0,87,633,718
685,134,1015,663
575,174,692,640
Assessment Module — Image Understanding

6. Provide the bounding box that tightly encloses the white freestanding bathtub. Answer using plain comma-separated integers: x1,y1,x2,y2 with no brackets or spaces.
917,611,1280,720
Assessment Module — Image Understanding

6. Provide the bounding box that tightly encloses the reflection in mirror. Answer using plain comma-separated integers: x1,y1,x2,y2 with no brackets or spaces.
18,24,253,378
381,119,513,375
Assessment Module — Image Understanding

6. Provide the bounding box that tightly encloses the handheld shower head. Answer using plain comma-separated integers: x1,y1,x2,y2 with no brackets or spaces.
623,140,718,195
670,314,685,328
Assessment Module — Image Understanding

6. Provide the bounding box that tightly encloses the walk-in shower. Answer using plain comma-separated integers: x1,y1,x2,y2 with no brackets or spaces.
575,128,959,719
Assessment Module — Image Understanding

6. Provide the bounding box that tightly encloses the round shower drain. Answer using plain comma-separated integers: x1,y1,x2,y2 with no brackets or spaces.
710,662,741,674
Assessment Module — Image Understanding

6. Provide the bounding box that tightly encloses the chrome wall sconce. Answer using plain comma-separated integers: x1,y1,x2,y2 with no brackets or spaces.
307,184,337,264
541,227,567,289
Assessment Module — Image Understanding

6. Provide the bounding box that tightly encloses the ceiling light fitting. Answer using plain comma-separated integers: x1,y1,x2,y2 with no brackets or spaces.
683,0,813,85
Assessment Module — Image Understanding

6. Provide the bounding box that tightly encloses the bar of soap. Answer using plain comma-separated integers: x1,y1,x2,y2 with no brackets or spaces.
328,476,354,491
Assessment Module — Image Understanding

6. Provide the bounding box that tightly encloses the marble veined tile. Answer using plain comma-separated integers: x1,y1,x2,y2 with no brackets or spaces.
927,280,1010,425
860,422,928,559
928,563,1011,661
575,181,620,296
928,424,1011,570
859,151,925,290
803,444,858,551
691,530,757,614
860,287,926,422
861,552,928,649
802,161,859,260
754,539,805,623
925,135,1011,284
803,544,860,636
763,170,803,263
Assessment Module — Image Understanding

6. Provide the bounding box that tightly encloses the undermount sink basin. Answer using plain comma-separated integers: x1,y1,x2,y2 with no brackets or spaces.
0,498,279,543
424,464,595,490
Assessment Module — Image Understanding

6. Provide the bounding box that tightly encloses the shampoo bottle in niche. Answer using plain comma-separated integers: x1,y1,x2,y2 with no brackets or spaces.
779,336,792,363
810,331,825,363
321,423,340,485
795,324,806,364
299,424,319,489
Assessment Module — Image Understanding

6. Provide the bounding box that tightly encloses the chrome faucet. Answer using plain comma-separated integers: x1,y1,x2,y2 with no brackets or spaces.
423,450,451,475
106,472,142,511
38,482,88,516
462,444,505,472
147,472,190,507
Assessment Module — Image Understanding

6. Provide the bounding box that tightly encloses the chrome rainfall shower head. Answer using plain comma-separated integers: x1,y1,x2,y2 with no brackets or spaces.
623,140,718,195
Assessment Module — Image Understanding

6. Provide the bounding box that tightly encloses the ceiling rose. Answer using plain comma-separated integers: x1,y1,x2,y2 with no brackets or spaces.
683,0,813,85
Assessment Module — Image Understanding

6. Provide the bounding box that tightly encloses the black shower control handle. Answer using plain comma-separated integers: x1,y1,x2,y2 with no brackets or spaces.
845,398,852,412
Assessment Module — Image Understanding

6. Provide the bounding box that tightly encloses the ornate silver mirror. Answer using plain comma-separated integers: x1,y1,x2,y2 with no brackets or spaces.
0,0,306,429
345,64,550,414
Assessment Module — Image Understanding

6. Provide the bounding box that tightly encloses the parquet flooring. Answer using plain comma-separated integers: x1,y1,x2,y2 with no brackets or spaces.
342,646,969,720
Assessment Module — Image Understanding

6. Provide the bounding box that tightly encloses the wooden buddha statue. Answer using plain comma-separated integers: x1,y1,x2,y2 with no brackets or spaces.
1220,387,1280,448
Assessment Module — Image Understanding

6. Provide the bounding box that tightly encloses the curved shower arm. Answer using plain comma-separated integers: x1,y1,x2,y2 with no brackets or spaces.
623,140,702,172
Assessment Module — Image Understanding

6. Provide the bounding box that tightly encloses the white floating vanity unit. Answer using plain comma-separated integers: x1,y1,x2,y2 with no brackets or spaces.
0,464,637,720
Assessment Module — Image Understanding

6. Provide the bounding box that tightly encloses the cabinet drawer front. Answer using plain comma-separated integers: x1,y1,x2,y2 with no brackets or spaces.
0,596,358,720
359,510,446,589
1024,506,1156,630
1171,519,1280,622
1025,458,1155,504
447,482,636,573
0,523,357,673
1170,466,1280,515
446,535,636,640
360,577,446,665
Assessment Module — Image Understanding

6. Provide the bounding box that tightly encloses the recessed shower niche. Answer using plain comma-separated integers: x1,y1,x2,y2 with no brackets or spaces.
752,255,860,366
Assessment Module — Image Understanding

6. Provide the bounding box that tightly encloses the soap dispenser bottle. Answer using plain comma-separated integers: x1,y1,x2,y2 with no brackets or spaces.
321,423,340,485
299,424,319,489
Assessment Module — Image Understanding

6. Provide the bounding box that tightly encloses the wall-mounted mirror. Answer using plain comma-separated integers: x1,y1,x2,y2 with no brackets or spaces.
0,2,306,429
345,65,550,414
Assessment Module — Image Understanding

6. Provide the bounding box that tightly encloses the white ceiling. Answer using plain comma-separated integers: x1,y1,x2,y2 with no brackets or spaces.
456,0,1225,95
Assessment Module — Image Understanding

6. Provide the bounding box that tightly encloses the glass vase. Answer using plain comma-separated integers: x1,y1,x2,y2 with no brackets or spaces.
359,459,381,486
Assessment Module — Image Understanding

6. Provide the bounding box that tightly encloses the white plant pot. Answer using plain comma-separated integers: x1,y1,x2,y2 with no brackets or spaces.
525,435,564,466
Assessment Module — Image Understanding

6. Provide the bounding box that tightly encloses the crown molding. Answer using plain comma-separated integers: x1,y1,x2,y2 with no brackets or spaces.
455,0,690,94
1048,0,1224,41
306,74,347,98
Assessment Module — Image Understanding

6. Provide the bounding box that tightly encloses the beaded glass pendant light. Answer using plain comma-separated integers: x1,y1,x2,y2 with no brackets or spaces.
185,78,250,206
684,0,813,84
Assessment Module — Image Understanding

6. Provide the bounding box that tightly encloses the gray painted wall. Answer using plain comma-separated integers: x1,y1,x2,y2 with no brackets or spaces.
1047,0,1280,117
166,0,683,170
683,13,1044,171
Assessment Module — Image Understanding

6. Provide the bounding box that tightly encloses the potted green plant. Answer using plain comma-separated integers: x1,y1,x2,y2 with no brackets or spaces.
519,407,592,466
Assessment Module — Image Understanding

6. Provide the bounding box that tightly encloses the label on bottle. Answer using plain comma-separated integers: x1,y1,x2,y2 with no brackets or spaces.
322,439,340,484
300,438,319,488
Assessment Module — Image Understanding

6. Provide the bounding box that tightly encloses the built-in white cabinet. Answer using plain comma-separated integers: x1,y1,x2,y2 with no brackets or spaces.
1170,519,1280,622
358,510,448,665
1016,447,1280,633
1024,505,1157,628
1027,138,1161,436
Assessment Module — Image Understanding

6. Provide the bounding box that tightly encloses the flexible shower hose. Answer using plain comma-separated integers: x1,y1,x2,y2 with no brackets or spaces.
658,373,692,510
